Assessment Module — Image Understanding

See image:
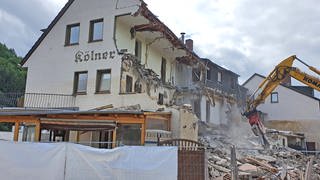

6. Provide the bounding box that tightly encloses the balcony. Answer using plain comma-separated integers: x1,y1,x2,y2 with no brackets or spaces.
205,80,237,95
0,93,77,110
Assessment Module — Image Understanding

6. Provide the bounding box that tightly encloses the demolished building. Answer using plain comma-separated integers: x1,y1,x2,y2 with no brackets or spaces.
0,0,245,147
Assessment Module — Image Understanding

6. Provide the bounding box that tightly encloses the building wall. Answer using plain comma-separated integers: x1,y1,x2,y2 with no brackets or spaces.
23,0,177,111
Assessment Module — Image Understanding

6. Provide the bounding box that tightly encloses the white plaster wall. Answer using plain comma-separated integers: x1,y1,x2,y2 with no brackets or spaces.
211,100,221,125
23,0,176,111
200,96,206,122
175,63,193,87
244,75,320,121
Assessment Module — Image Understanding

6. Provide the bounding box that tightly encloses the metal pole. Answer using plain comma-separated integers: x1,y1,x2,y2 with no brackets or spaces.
230,145,238,180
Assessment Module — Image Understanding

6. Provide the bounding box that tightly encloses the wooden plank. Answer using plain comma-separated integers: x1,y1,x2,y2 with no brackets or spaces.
112,129,117,148
13,121,19,142
34,122,41,142
245,157,278,174
0,118,38,123
305,156,314,180
141,120,145,145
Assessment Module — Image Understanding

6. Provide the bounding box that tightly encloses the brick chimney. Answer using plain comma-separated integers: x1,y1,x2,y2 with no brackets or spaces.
185,39,193,51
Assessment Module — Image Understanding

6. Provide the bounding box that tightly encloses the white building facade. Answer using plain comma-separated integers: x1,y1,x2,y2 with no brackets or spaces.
19,0,246,144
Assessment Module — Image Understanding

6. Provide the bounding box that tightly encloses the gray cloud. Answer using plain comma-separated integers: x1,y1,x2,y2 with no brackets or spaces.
0,0,65,56
0,0,319,87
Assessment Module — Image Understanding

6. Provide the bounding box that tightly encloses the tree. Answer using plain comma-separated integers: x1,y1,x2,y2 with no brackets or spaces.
0,43,26,131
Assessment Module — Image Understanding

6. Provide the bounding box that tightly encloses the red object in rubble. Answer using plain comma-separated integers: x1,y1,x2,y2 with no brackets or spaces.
247,111,260,126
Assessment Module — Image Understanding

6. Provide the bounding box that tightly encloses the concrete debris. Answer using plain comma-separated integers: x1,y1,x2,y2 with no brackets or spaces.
114,104,142,111
198,121,320,179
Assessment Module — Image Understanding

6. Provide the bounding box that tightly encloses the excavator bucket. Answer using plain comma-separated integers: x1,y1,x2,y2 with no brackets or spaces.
245,110,270,148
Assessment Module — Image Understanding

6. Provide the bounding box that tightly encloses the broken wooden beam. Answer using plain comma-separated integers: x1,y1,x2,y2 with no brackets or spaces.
245,157,278,174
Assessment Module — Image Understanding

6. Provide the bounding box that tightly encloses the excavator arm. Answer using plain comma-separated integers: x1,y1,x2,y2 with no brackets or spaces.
244,55,320,148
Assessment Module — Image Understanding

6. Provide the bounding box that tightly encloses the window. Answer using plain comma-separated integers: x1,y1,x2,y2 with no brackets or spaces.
207,70,211,80
126,75,133,93
65,23,80,45
217,72,222,82
135,40,142,62
193,100,201,119
231,78,236,89
89,18,103,42
74,71,88,94
96,69,111,93
192,68,200,82
161,58,166,83
158,93,164,105
206,101,210,123
271,92,279,103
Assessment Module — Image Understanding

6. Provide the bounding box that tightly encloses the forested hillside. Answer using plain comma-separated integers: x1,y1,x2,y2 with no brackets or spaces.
0,43,26,131
0,43,26,93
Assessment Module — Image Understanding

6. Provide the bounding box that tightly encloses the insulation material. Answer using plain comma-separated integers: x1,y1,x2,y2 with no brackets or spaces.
0,141,178,180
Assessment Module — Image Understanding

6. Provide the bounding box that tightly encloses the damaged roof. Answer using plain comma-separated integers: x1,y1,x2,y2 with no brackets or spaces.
201,58,240,77
21,0,201,66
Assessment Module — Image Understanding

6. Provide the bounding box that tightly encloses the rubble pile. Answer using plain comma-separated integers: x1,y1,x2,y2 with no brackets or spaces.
198,121,320,179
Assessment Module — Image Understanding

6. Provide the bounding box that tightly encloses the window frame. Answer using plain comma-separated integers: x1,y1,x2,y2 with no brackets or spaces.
135,39,142,62
65,23,80,46
125,75,133,93
161,58,166,83
207,69,211,81
206,100,210,123
271,92,279,103
95,69,111,94
217,72,222,83
73,71,88,95
89,18,104,42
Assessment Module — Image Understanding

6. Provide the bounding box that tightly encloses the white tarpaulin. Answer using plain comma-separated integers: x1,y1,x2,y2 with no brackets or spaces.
0,141,177,180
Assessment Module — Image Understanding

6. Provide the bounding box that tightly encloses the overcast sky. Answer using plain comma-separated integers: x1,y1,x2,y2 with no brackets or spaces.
0,0,319,84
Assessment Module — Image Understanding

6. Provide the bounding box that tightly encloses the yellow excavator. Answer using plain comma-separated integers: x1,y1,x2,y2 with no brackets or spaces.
243,55,320,148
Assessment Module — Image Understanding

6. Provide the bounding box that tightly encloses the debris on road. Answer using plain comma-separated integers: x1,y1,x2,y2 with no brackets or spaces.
199,121,320,179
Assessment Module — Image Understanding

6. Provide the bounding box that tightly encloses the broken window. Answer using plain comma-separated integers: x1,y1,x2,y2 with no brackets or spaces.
271,92,278,103
125,75,133,93
146,118,168,130
192,68,200,82
96,69,111,93
134,80,142,93
158,93,164,105
89,18,103,42
217,72,222,83
135,39,142,62
207,69,211,80
161,58,166,83
206,101,210,123
193,100,201,119
74,71,88,94
116,124,141,146
65,23,80,45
